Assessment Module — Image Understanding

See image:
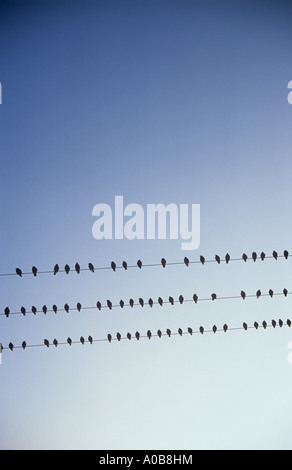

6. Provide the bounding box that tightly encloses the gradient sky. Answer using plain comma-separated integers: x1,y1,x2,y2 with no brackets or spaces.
1,0,292,450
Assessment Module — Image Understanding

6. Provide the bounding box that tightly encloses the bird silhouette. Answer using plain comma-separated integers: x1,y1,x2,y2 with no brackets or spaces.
9,342,14,351
260,252,266,261
42,305,47,315
157,330,162,338
169,296,174,305
107,300,112,310
135,331,140,341
96,301,102,311
16,268,22,277
262,321,267,330
213,325,217,334
31,306,37,315
199,326,204,335
75,263,81,274
279,319,284,328
158,297,163,306
211,293,217,301
21,307,26,316
88,336,93,344
80,337,85,345
243,322,248,331
127,333,131,340
22,341,27,350
64,264,70,274
111,261,116,272
4,307,10,317
107,334,112,343
225,253,231,264
44,339,49,348
148,298,153,308
116,332,121,341
241,290,246,300
242,253,248,262
120,300,125,308
137,260,142,269
53,339,58,347
273,250,278,260
129,299,134,308
215,255,221,264
166,329,171,337
252,252,257,262
223,324,228,333
269,289,274,298
287,319,292,328
256,290,262,299
184,257,189,267
32,266,38,277
200,255,205,265
188,327,193,335
283,288,288,297
179,295,184,304
52,304,58,314
67,337,72,346
139,298,144,307
64,303,69,313
53,264,59,275
178,328,183,336
272,320,277,328
122,261,128,270
254,322,259,330
161,258,167,268
88,262,95,272
77,303,82,312
147,330,152,340
284,250,289,260
193,294,198,304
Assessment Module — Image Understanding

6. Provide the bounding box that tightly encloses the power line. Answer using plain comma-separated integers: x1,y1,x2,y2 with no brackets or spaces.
1,288,290,317
0,250,290,278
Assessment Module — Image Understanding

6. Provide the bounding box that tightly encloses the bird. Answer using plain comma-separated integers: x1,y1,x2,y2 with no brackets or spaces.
243,322,248,331
4,307,10,317
31,306,37,315
260,252,266,261
53,264,59,275
241,290,246,300
16,268,22,277
53,339,58,347
96,301,102,311
213,325,217,334
269,289,274,298
52,304,58,314
32,266,38,277
157,330,162,338
179,295,184,304
215,255,221,264
107,300,112,310
64,303,70,313
223,324,228,333
129,299,134,308
44,339,49,348
88,336,93,344
262,321,267,330
88,262,95,272
137,260,142,269
42,305,47,315
252,252,257,262
116,332,121,341
9,342,14,351
254,322,259,330
272,320,277,328
64,264,70,274
122,261,128,270
161,258,167,268
200,255,205,265
147,330,152,340
225,253,231,264
256,290,262,299
135,331,140,341
148,298,153,308
111,261,116,272
76,303,82,312
184,257,189,267
178,328,183,336
22,341,27,350
80,336,85,345
169,296,174,305
158,297,163,306
127,333,131,340
75,263,81,274
107,334,112,343
193,294,198,304
188,327,193,335
211,293,217,301
67,337,72,346
284,250,289,260
242,253,248,262
166,329,171,337
287,319,292,328
21,307,26,316
199,326,204,335
283,288,288,297
120,300,125,308
273,250,278,260
279,319,284,328
139,298,144,307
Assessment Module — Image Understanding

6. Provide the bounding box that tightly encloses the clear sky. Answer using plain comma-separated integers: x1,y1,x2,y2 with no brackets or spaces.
1,0,292,450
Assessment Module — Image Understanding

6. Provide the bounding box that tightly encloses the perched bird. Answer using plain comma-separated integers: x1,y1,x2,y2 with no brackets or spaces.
179,295,184,304
148,298,153,308
67,337,72,346
256,290,262,299
127,333,131,341
42,305,47,315
254,322,259,330
64,303,70,313
161,258,167,268
88,262,95,272
76,303,82,312
107,334,112,343
215,255,221,264
88,336,93,344
120,300,125,308
262,321,268,330
199,326,204,335
80,336,85,345
287,319,292,328
44,339,50,348
178,328,183,336
129,299,134,308
21,307,26,316
32,266,38,277
193,294,198,304
211,293,217,301
188,327,193,335
243,322,248,331
158,297,163,306
137,260,143,269
213,325,217,334
252,252,257,262
31,306,37,315
260,252,266,261
269,289,274,298
107,300,112,310
96,301,102,311
272,320,277,328
169,296,174,305
64,264,70,274
223,324,228,333
284,250,289,260
53,264,59,275
22,341,26,350
225,253,231,264
242,253,248,262
200,255,205,265
116,332,121,341
283,288,288,297
147,330,152,340
53,339,58,347
9,342,14,351
135,331,140,341
184,257,189,267
157,330,162,338
241,290,246,300
273,250,278,260
166,328,171,337
279,319,284,328
122,261,128,270
111,261,116,272
139,298,144,307
4,307,10,317
16,268,22,277
75,263,81,274
52,304,58,314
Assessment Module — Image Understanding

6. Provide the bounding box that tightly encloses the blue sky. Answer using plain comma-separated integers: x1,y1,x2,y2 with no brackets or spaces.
1,0,292,450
